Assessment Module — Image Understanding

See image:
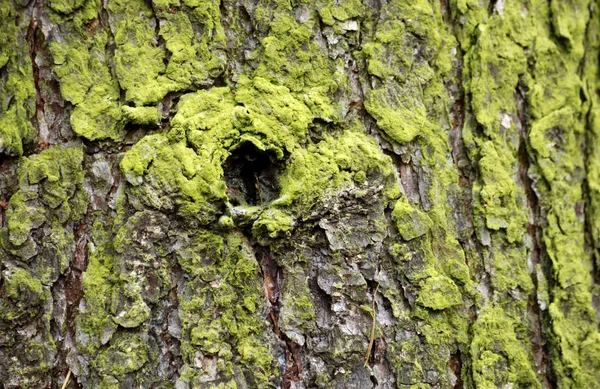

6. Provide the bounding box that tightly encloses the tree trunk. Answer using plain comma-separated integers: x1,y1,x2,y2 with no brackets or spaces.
1,0,599,388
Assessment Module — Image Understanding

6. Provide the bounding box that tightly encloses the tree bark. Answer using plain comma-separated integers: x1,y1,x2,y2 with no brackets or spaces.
1,0,599,388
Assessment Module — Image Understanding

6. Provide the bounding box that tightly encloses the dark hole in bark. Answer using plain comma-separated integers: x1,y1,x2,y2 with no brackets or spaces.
223,142,281,206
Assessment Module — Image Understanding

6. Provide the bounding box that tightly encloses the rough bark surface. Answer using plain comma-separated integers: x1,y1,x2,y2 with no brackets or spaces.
1,0,600,388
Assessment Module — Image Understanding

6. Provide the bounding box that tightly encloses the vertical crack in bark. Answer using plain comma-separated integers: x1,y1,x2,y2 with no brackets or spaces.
580,8,600,290
50,221,88,389
516,80,554,389
28,0,74,147
439,0,451,24
256,246,301,388
163,265,184,382
446,40,478,286
487,0,498,16
449,350,463,389
51,199,91,388
27,0,44,150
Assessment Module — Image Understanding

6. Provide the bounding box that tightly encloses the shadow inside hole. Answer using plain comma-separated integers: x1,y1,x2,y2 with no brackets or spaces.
223,142,281,206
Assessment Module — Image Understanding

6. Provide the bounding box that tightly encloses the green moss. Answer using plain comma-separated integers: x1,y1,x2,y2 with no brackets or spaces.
251,209,295,245
94,333,149,378
122,106,161,125
78,216,117,354
158,5,226,88
5,268,46,305
173,229,224,279
108,0,171,105
6,191,46,247
176,231,277,385
108,0,226,105
474,141,527,243
464,24,525,134
549,0,590,58
21,145,87,216
392,197,433,241
50,31,124,140
416,274,462,310
218,215,235,230
48,0,226,140
48,0,87,14
110,280,151,328
47,218,76,276
359,0,449,147
251,7,337,96
279,271,316,333
471,306,540,389
171,76,319,157
486,244,533,295
364,88,428,144
0,1,36,156
277,127,399,217
318,0,364,25
453,1,600,385
121,76,339,223
121,133,227,223
4,144,85,247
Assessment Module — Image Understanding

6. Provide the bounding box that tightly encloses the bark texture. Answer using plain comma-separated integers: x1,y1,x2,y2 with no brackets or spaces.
1,0,600,388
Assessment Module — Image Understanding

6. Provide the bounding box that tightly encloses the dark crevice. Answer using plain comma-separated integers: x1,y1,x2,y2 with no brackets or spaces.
50,216,89,389
309,117,335,145
212,73,228,88
450,350,463,389
439,0,451,24
370,374,378,386
223,142,282,206
255,246,301,389
487,0,498,16
445,36,478,246
27,0,43,152
0,155,20,229
516,80,554,389
580,6,600,289
154,278,184,383
382,148,422,206
363,278,381,370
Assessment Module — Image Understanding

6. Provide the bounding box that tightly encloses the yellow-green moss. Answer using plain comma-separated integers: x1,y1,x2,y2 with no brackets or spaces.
0,1,36,156
77,216,117,354
158,5,226,88
6,191,46,247
251,209,295,245
121,133,227,223
454,0,600,386
471,306,540,389
279,271,316,332
318,0,364,26
276,127,400,217
251,6,337,97
5,267,46,305
121,76,339,223
94,333,149,378
176,231,277,386
5,145,86,246
108,0,226,106
50,31,124,140
392,197,433,241
122,106,161,125
416,274,462,310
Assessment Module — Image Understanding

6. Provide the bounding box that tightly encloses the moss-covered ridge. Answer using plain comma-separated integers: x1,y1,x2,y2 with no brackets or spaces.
454,0,600,387
0,144,87,387
0,0,36,156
